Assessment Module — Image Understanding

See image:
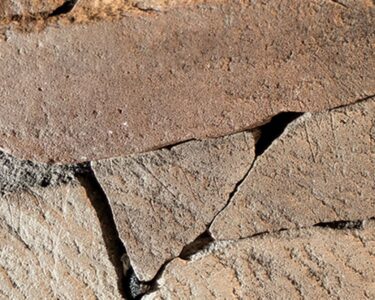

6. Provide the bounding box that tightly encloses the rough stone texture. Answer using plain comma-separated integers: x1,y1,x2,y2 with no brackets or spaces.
0,0,196,19
146,221,375,299
0,151,78,195
92,131,255,281
0,0,64,17
0,181,122,299
210,98,375,240
0,0,373,162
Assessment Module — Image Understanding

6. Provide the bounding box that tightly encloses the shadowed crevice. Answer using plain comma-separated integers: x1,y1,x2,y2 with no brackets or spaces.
314,219,364,230
76,167,127,299
180,230,214,259
49,0,80,17
329,0,349,9
124,265,151,300
255,112,303,156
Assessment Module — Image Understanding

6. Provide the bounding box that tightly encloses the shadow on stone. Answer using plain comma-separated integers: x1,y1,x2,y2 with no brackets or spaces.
77,169,127,299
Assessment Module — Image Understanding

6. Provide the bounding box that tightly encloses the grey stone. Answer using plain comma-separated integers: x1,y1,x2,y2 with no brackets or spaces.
146,220,375,299
92,131,256,281
210,98,375,240
0,181,123,299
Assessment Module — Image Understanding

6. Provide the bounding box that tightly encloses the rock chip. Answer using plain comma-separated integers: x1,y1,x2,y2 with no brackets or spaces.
210,98,375,240
146,221,375,299
0,182,123,299
92,131,255,281
0,0,373,162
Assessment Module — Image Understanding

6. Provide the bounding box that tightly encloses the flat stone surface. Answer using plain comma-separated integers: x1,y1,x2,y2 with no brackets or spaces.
210,98,375,240
92,131,255,281
0,182,122,299
0,0,373,162
146,221,375,299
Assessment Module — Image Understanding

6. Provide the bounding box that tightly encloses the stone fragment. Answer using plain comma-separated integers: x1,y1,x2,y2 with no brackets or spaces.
0,0,64,18
0,182,123,299
0,0,373,162
146,221,375,299
92,131,255,281
210,98,375,240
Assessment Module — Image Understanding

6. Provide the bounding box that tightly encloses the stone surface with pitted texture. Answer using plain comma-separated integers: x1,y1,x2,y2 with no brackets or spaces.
210,98,375,240
0,182,122,299
0,0,373,162
92,131,255,281
0,0,374,298
0,0,64,17
145,221,375,299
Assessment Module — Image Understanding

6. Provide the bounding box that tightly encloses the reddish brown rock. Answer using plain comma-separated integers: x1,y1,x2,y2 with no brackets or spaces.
146,221,375,299
210,98,375,240
0,0,373,162
0,182,123,299
92,131,255,281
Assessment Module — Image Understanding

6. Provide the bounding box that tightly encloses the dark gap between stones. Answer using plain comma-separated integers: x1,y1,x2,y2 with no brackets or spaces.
314,219,364,230
163,138,196,151
124,266,151,300
180,230,215,259
76,168,127,299
49,0,79,17
139,231,217,298
255,112,303,156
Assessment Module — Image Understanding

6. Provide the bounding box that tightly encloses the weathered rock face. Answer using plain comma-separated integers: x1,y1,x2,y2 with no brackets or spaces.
0,0,64,17
0,0,196,19
210,98,375,240
92,131,255,281
146,221,375,299
0,0,373,162
0,182,123,299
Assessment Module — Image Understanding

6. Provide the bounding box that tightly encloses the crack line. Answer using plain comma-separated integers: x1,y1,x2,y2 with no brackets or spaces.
329,0,349,9
75,166,128,299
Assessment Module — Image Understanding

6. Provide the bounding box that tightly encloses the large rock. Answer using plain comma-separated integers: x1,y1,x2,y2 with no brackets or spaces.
146,221,375,299
210,98,375,240
0,182,123,299
0,0,373,162
92,131,255,281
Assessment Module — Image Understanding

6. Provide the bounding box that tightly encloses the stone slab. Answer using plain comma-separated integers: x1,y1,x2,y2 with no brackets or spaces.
0,0,373,162
0,182,122,299
92,131,255,281
210,98,375,240
147,221,375,299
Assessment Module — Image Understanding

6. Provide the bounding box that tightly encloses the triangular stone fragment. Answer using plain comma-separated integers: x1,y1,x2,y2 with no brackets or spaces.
92,131,255,281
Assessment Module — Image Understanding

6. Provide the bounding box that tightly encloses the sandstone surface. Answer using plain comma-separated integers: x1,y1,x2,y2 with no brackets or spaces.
146,221,375,299
92,131,255,281
0,181,123,299
210,98,375,240
0,0,64,18
0,0,373,162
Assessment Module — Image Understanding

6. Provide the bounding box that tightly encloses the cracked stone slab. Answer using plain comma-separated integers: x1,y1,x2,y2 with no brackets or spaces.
210,98,375,240
0,181,122,299
146,220,375,299
92,131,255,281
0,0,374,162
